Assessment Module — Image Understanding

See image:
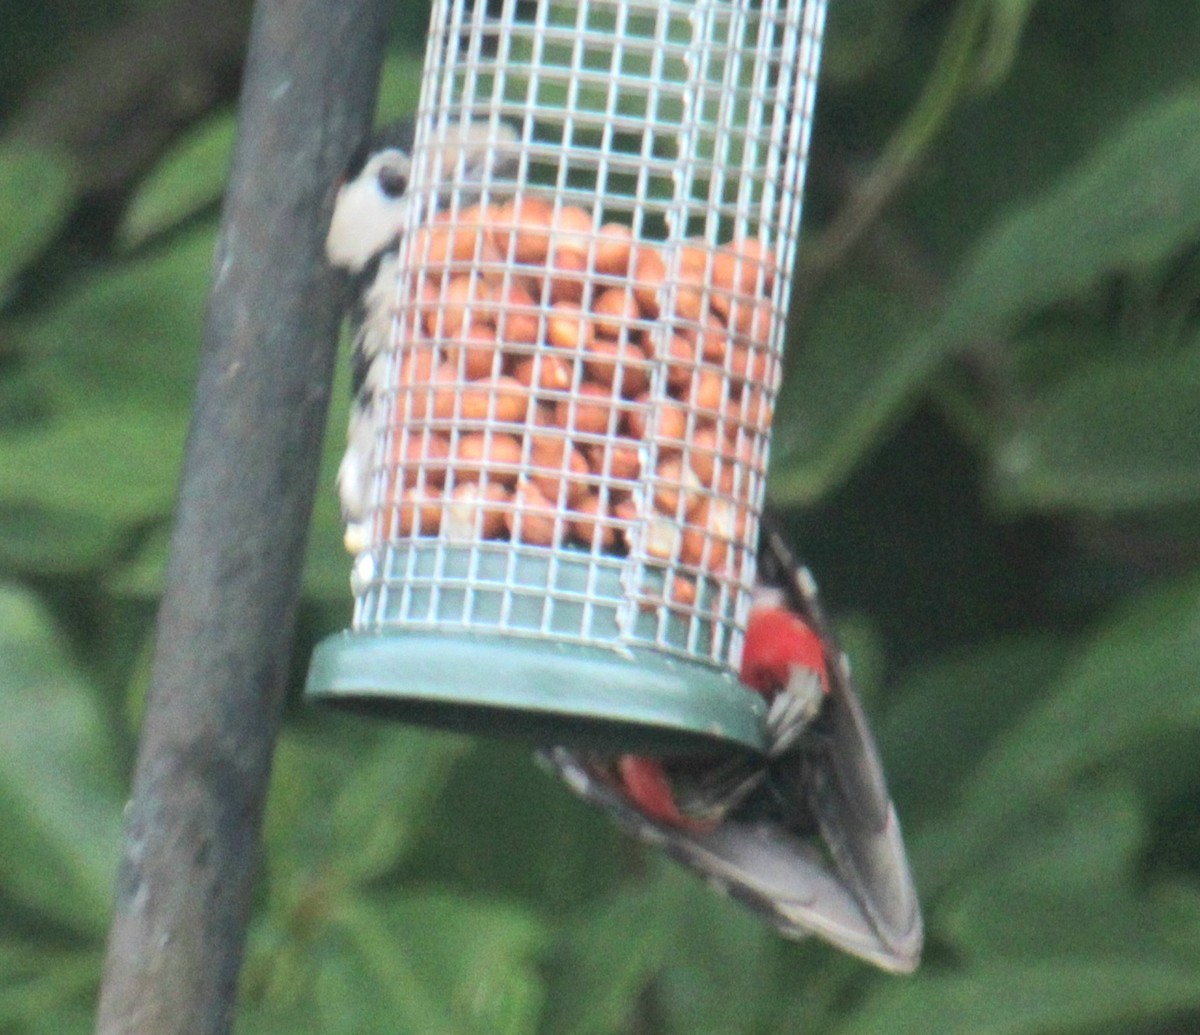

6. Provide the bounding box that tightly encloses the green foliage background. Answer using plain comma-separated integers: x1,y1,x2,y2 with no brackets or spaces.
3,1,1200,1032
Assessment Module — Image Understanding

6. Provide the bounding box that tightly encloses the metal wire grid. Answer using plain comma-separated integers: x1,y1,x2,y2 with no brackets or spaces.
352,0,827,672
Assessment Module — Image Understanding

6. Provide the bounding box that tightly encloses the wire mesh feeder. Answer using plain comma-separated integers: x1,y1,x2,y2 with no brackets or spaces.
307,0,828,752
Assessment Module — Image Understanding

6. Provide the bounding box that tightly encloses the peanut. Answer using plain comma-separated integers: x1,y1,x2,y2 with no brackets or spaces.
428,203,490,264
490,280,542,344
689,367,724,414
673,282,705,323
511,353,573,393
731,296,773,345
686,424,724,491
591,287,641,340
625,394,688,446
443,480,510,540
446,324,501,380
506,479,559,546
552,204,596,258
680,499,733,572
529,432,591,506
717,237,775,294
546,301,589,351
643,514,680,560
671,575,698,608
394,430,450,488
595,223,634,275
493,196,555,264
449,432,523,484
394,485,443,537
678,243,709,281
435,274,491,338
397,351,448,421
588,441,642,482
664,332,700,391
583,337,651,398
547,247,588,305
700,311,728,362
631,247,666,317
556,380,620,436
653,454,705,519
459,374,529,424
570,492,620,551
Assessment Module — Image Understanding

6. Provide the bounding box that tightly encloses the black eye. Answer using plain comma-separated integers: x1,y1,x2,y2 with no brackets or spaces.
377,166,408,199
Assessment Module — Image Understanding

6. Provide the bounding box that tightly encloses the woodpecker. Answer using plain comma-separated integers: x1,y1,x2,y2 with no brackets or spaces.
326,124,922,972
542,526,922,973
325,118,516,553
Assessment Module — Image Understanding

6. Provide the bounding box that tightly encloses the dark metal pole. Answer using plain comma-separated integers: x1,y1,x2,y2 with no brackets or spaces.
95,2,391,1033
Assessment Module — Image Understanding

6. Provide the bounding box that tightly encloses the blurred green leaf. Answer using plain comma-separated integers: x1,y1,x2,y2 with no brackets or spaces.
937,782,1164,958
914,572,1200,892
545,859,840,1035
971,570,1200,806
992,347,1200,512
0,503,126,573
14,1006,96,1035
303,333,356,601
375,52,427,127
117,117,234,250
879,634,1071,827
935,779,1200,978
263,723,468,891
781,87,1200,509
975,0,1038,88
0,403,187,524
103,523,171,598
405,741,626,915
328,727,470,881
966,781,1145,899
288,892,547,1035
102,323,351,601
0,230,207,567
0,585,123,936
14,226,209,409
940,89,1200,343
769,278,924,503
650,869,791,1035
820,0,924,84
844,957,1200,1035
541,874,682,1035
0,942,99,1028
0,141,76,292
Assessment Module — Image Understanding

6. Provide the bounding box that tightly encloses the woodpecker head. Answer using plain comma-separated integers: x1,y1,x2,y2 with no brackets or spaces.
325,118,519,273
326,120,417,273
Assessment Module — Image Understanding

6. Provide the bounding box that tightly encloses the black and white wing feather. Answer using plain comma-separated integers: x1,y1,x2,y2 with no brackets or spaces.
542,528,922,973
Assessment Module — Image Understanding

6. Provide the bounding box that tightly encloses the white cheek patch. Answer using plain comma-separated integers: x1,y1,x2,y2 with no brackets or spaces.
325,153,412,271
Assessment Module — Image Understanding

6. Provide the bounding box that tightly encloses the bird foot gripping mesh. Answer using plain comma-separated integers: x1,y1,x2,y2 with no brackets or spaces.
307,0,828,751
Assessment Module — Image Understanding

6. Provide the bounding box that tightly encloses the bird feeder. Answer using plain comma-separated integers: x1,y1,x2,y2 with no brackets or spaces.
307,0,828,753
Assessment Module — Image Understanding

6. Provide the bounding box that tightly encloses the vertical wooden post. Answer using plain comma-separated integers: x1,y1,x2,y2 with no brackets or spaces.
95,1,391,1032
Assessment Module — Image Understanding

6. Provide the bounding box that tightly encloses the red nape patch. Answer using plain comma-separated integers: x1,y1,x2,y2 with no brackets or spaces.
616,756,717,832
740,607,829,698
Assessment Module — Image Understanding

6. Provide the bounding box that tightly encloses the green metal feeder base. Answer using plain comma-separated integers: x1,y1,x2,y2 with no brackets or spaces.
306,630,768,755
306,545,768,754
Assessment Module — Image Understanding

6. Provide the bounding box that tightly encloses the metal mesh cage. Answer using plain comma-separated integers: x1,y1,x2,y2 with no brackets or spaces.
315,0,826,749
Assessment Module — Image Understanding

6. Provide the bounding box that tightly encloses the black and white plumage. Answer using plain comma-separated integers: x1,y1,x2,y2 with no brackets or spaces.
325,118,516,553
324,126,921,971
542,527,922,972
